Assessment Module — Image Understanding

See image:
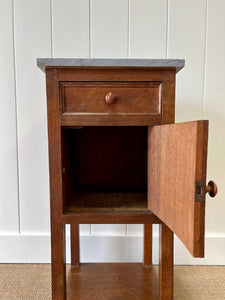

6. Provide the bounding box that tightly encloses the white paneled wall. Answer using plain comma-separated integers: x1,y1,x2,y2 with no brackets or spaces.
204,0,225,236
14,0,51,234
0,0,225,264
168,0,207,122
0,0,19,233
91,0,128,58
52,0,91,235
52,0,90,58
129,0,167,58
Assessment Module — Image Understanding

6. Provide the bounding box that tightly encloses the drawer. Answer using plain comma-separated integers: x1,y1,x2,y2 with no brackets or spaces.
60,81,162,116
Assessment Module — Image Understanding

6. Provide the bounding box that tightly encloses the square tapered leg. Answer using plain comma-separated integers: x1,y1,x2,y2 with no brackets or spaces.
143,224,152,268
159,223,173,300
70,224,80,267
51,223,67,300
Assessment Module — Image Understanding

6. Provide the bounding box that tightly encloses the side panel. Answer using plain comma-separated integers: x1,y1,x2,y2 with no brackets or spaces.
148,121,208,257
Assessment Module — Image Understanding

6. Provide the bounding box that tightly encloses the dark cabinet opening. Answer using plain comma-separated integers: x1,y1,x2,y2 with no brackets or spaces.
62,126,148,213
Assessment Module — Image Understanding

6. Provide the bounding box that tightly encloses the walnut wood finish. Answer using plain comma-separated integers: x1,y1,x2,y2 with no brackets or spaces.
67,263,158,300
60,81,161,115
43,64,211,300
65,193,147,212
143,224,152,268
148,121,208,258
62,210,160,224
159,223,173,300
56,68,175,126
46,69,67,299
62,126,147,194
45,66,176,300
61,114,162,126
70,224,80,267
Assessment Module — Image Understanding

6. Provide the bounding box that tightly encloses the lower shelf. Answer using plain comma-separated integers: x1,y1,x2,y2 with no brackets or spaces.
65,192,148,213
67,263,158,300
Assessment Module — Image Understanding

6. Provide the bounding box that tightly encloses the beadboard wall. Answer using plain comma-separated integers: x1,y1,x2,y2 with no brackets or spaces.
0,0,225,264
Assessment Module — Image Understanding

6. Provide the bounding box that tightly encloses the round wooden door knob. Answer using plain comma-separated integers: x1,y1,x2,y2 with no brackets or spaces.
105,92,117,104
206,181,217,197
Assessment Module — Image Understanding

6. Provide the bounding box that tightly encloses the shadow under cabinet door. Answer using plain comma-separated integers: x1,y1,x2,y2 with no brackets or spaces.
148,120,208,257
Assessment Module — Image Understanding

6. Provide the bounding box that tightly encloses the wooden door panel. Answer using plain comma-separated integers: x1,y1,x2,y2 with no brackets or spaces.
148,121,208,257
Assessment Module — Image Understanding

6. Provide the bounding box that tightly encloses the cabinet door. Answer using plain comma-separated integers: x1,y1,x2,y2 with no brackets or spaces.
148,121,208,257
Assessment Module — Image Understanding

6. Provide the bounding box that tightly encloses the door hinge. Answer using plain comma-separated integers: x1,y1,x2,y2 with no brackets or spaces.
195,180,204,202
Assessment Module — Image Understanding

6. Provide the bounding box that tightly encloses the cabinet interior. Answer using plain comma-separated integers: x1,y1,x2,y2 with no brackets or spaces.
62,126,148,213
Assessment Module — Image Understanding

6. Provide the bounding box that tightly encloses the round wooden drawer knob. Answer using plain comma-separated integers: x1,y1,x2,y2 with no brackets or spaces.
206,181,217,197
105,92,117,104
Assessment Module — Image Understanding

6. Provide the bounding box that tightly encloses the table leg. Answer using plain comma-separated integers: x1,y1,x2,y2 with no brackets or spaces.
159,223,173,300
70,224,80,267
143,224,152,268
51,223,66,300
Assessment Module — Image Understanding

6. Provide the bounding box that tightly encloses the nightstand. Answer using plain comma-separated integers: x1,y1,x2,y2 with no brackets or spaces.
37,58,217,300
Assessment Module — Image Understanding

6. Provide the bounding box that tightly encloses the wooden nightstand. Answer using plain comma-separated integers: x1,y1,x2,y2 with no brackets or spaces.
37,58,217,300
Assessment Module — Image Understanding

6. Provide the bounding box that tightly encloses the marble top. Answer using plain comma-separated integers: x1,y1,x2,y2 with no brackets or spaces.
37,58,185,73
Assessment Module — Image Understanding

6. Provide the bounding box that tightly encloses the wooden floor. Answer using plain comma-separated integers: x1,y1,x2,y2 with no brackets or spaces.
67,263,158,300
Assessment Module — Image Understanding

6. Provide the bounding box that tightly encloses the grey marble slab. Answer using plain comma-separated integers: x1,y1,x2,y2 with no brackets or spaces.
37,58,185,73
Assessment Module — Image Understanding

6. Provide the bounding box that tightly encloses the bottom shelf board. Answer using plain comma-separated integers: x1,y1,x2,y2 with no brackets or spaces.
65,192,148,213
67,263,158,300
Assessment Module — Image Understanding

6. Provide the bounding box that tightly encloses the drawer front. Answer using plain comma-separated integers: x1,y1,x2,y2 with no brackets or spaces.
60,81,162,116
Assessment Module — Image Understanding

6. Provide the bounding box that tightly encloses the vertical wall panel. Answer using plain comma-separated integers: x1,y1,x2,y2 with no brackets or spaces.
52,0,89,58
129,0,167,58
127,225,143,236
168,0,207,122
14,0,51,233
91,224,127,236
204,0,225,235
90,0,129,235
91,0,128,58
0,0,19,233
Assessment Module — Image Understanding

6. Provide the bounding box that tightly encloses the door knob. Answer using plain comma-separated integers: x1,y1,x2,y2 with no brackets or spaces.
206,181,217,197
105,92,117,104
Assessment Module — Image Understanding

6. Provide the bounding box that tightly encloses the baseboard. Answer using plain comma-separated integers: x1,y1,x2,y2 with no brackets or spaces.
0,234,224,264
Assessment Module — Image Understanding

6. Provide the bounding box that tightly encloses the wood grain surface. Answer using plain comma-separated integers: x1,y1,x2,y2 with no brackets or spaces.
143,224,153,268
46,69,67,299
148,121,208,257
159,223,174,300
67,263,158,300
70,224,80,267
60,81,161,116
62,126,147,194
65,193,147,212
56,67,175,126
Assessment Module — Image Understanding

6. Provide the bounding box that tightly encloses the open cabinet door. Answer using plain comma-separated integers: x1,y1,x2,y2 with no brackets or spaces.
148,121,208,257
